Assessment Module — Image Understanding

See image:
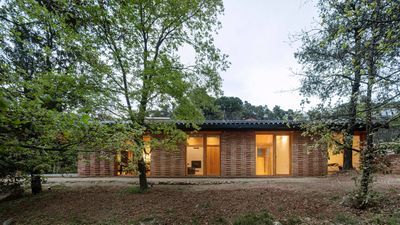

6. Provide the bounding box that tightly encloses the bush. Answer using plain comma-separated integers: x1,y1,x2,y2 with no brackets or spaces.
371,212,400,225
342,190,382,209
281,216,302,225
233,212,275,225
334,213,359,225
121,186,148,194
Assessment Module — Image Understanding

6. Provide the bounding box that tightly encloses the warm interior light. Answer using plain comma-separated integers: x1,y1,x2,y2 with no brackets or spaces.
187,136,203,146
256,134,274,175
276,135,290,175
327,135,361,173
206,136,220,145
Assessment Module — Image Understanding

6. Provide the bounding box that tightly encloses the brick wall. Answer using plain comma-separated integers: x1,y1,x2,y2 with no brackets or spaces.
292,132,327,176
220,131,256,176
77,152,115,176
150,144,186,176
77,131,331,177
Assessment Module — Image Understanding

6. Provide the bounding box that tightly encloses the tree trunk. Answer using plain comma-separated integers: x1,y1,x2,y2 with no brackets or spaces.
31,175,42,195
343,26,362,170
138,158,148,191
358,0,380,206
136,95,149,191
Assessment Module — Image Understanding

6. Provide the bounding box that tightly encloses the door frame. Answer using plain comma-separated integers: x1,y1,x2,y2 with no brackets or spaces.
255,131,292,176
185,132,222,176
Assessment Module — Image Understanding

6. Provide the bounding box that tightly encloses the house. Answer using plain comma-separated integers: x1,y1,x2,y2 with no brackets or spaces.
78,120,370,177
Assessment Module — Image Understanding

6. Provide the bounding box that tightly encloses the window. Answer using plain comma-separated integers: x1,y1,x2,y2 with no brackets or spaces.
186,135,221,176
328,134,362,173
275,135,290,175
256,134,274,175
186,136,204,175
256,134,291,176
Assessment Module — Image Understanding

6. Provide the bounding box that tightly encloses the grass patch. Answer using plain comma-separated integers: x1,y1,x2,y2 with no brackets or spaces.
233,211,275,225
371,212,400,225
120,186,148,194
136,216,157,225
213,217,229,224
334,213,359,225
281,216,302,225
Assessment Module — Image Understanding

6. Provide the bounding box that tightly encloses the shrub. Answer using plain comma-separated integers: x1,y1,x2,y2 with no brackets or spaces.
121,186,148,194
334,213,359,225
233,212,275,225
342,190,382,209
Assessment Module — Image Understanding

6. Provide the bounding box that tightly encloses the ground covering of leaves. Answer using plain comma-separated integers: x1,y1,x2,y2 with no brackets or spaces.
1,174,399,224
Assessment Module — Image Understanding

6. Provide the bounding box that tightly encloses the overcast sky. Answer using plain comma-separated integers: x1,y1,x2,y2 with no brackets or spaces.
213,0,319,110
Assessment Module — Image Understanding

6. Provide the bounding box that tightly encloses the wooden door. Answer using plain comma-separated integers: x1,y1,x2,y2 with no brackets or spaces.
206,146,220,176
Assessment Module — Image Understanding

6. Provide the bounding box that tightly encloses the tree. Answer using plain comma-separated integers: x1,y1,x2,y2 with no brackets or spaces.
81,0,228,190
355,0,400,208
295,0,371,170
0,0,112,194
296,0,400,208
215,96,243,119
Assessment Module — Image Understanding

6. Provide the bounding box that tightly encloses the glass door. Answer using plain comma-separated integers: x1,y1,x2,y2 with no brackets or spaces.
256,134,274,175
275,135,290,175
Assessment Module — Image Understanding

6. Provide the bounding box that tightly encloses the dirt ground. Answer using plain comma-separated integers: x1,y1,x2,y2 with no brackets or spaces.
1,174,400,225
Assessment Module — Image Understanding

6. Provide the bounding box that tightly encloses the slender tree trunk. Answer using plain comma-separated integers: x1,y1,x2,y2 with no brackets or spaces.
136,84,150,191
358,0,380,207
343,27,362,171
136,8,150,190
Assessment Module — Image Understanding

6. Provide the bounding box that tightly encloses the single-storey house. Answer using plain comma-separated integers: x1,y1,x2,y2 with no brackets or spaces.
78,120,372,177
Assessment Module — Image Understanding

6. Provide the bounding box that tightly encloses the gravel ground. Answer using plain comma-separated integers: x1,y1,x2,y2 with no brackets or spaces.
0,174,399,225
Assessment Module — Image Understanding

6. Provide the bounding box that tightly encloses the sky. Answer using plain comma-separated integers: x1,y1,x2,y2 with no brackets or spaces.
213,0,319,110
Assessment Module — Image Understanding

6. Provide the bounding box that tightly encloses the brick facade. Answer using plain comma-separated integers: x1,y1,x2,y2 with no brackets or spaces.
77,152,115,176
291,132,327,176
78,130,400,177
150,144,186,176
220,131,256,176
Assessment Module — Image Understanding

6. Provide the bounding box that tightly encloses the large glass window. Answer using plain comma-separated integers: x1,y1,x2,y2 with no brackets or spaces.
256,134,291,176
328,134,361,173
186,136,204,175
116,136,151,176
256,134,274,175
186,135,221,176
275,135,290,175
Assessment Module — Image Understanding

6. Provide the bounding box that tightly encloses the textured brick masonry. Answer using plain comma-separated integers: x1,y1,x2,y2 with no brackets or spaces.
78,131,398,177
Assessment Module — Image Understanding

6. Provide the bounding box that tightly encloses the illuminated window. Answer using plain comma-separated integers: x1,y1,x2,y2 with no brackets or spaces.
275,135,290,175
328,134,361,173
186,135,221,176
116,136,151,176
186,136,204,175
256,134,291,176
256,134,273,175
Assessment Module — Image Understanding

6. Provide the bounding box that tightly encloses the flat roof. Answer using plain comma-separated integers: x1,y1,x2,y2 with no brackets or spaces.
103,119,367,131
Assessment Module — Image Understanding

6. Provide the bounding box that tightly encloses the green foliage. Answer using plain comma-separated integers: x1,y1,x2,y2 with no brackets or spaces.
202,96,298,120
295,0,400,207
333,213,359,225
371,212,400,225
121,186,148,194
71,0,229,189
344,189,383,210
281,217,302,225
0,0,116,193
233,212,275,225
